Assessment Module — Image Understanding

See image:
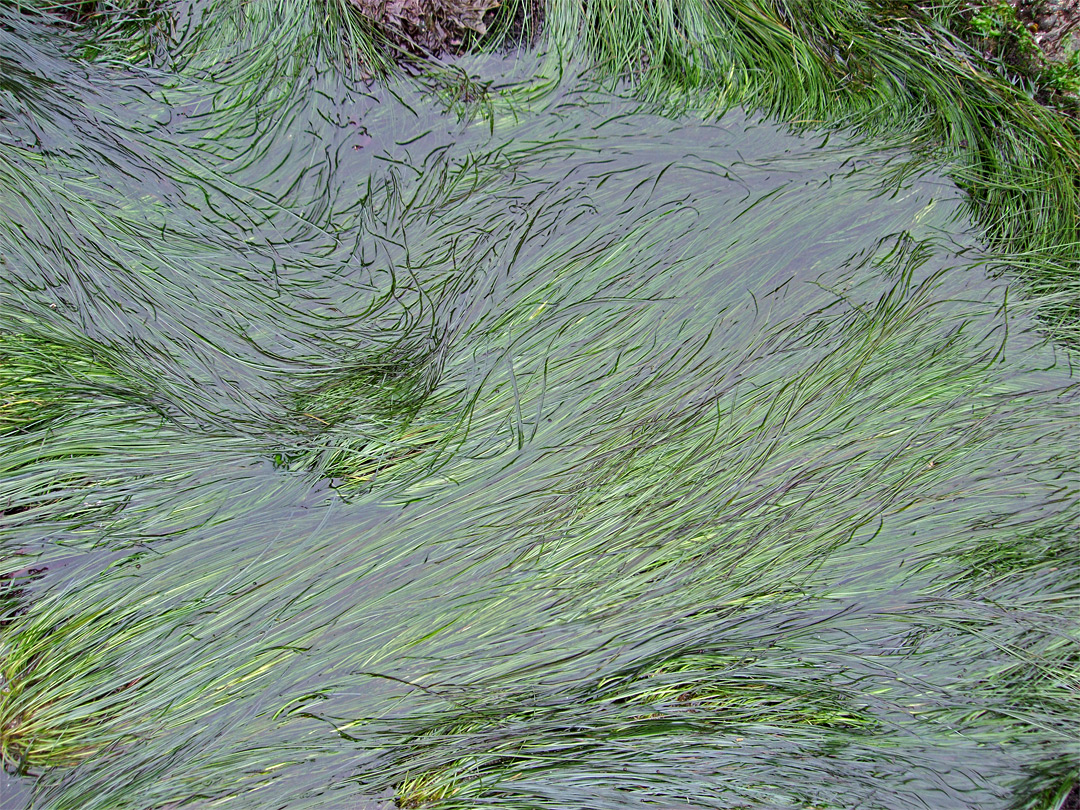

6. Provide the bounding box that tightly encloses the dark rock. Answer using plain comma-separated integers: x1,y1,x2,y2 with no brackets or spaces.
349,0,501,55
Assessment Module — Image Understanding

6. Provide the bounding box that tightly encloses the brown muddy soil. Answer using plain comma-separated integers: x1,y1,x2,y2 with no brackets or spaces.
348,0,502,55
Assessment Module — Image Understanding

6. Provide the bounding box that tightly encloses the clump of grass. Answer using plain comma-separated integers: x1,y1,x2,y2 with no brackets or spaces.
943,0,1080,113
283,343,451,486
528,0,1080,342
396,765,468,807
1011,756,1080,810
606,653,880,732
1039,46,1080,122
0,334,151,528
7,0,173,62
0,333,133,435
0,601,148,772
966,1,1042,63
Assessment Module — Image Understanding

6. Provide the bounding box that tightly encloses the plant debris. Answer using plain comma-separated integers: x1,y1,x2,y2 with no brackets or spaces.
349,0,501,55
1014,0,1080,62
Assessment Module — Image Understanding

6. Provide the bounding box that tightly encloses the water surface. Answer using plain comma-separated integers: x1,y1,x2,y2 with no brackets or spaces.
1,10,1077,809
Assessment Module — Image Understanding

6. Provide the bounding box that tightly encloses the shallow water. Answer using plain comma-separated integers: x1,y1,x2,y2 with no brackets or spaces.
1,8,1077,809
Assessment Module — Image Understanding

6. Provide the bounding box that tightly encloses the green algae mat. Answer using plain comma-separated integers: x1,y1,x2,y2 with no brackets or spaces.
1,2,1078,808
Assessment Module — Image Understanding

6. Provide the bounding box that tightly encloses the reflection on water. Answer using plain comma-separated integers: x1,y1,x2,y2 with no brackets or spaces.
1,7,1077,809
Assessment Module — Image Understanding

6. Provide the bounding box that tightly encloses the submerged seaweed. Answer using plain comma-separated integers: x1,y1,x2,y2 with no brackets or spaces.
1,2,1078,809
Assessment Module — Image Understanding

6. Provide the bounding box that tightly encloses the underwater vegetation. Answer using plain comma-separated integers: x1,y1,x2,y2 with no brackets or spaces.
1,1,1078,808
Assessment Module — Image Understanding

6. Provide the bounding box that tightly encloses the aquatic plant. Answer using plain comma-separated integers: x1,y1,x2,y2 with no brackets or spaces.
30,0,1080,343
1,1,1078,809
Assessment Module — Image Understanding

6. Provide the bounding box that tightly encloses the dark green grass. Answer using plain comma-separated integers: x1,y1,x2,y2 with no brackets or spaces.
1,2,1078,809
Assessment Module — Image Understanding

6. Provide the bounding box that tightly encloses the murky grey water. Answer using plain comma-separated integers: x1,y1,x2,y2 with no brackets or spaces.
2,7,1077,809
